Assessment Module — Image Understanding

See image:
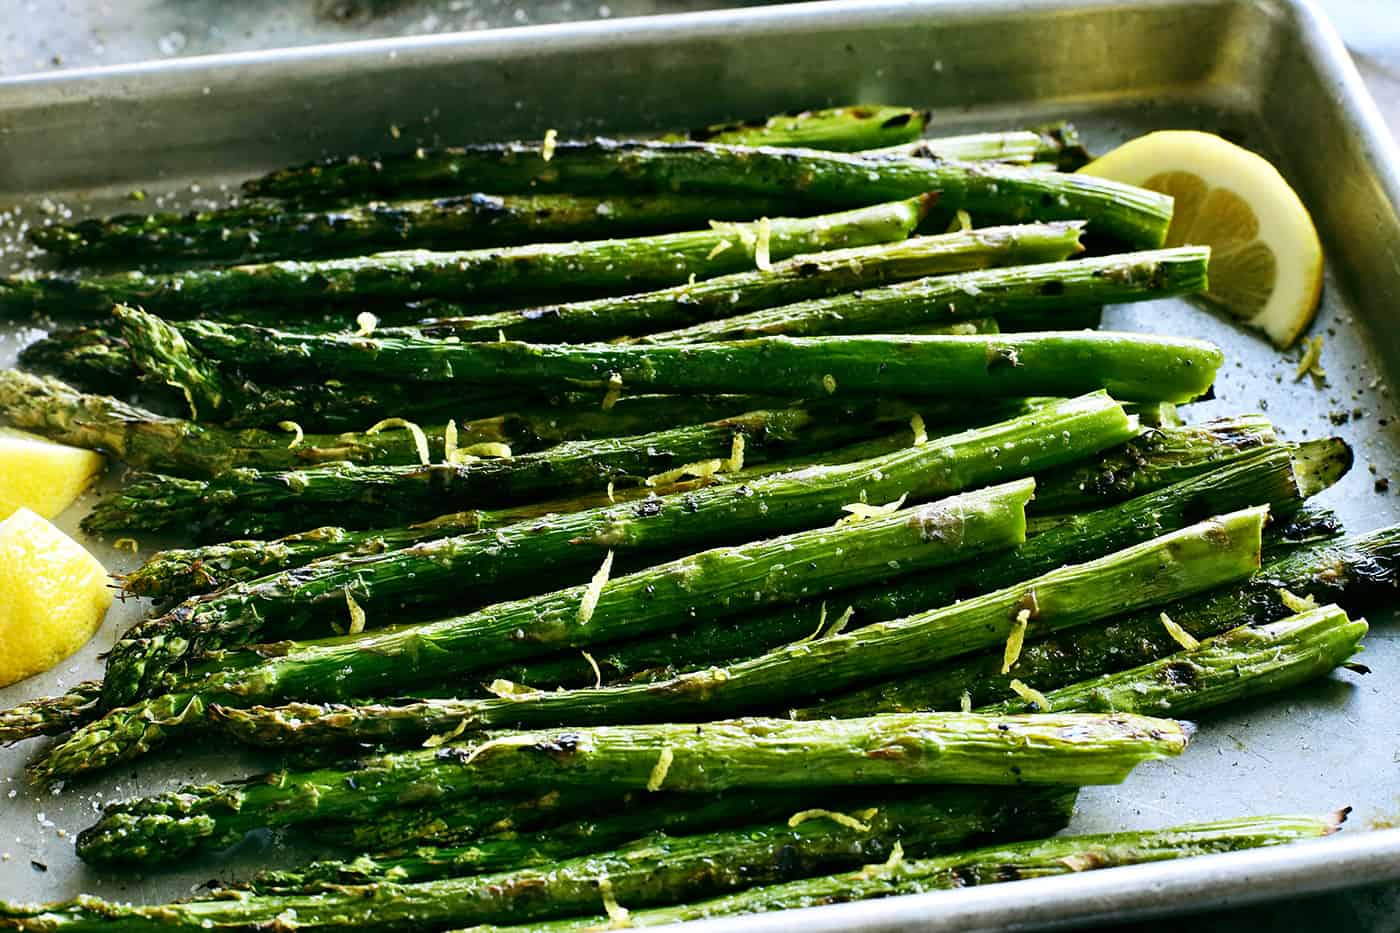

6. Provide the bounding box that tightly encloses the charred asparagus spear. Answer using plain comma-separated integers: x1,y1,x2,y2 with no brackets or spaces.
37,482,1034,781
0,197,929,316
13,790,1069,929
211,508,1263,748
0,680,101,745
29,192,814,265
93,393,1133,710
501,814,1345,932
1,369,847,477
979,604,1366,716
639,246,1209,343
807,523,1400,717
250,786,1069,895
73,713,1187,866
241,139,1173,247
80,403,903,538
178,322,1223,403
389,222,1088,343
673,104,929,149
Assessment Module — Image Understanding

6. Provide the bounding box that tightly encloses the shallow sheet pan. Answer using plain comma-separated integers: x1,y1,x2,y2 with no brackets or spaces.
3,0,1400,928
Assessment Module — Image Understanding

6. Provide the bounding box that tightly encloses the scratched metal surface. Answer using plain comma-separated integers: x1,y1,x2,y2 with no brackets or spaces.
1,0,1400,927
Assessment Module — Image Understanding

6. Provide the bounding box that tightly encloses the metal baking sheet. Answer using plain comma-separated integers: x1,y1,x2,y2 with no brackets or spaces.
3,0,1400,927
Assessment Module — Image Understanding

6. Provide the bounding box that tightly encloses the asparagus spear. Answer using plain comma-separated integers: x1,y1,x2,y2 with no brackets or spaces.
0,680,101,745
38,482,1034,781
639,246,1209,343
212,508,1263,748
5,366,916,476
388,222,1087,343
0,197,929,316
503,814,1344,932
16,325,135,396
74,712,1186,866
81,401,903,538
241,139,1173,247
180,322,1222,403
806,523,1400,717
870,131,1042,163
92,393,1129,711
980,604,1366,716
19,791,1069,929
29,192,814,265
487,439,1315,692
674,104,929,149
252,786,1069,895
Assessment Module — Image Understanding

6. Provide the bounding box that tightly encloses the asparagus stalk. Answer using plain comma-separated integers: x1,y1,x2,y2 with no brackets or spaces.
252,786,1069,895
638,246,1209,343
212,508,1263,748
870,131,1042,163
180,322,1223,403
0,197,929,316
74,713,1186,867
39,482,1034,781
19,791,1068,929
0,680,101,745
806,523,1400,717
241,139,1173,247
388,222,1087,343
980,605,1366,716
80,402,902,538
503,814,1344,932
29,192,814,265
487,440,1314,692
16,325,135,396
94,393,1133,710
4,367,914,476
673,104,929,149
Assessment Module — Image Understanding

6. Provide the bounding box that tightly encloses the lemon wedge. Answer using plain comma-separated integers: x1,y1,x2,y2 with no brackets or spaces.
0,508,113,687
1079,130,1323,348
0,427,106,520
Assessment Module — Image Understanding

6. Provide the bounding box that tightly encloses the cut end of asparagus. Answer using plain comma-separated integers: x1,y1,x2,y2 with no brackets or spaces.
1290,437,1353,498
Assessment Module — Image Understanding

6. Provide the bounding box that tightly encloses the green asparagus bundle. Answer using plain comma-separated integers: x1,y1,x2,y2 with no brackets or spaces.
94,393,1133,710
37,482,1034,781
178,322,1222,403
391,222,1088,343
0,197,929,316
637,246,1209,343
487,438,1328,692
496,814,1345,932
80,402,905,538
13,790,1070,929
111,411,1286,605
252,785,1070,895
241,139,1172,247
73,712,1188,866
212,507,1263,748
979,604,1366,716
806,523,1400,717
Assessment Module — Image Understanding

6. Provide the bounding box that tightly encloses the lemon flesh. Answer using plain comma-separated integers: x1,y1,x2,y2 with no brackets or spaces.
1079,130,1323,348
0,428,106,520
0,507,113,687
